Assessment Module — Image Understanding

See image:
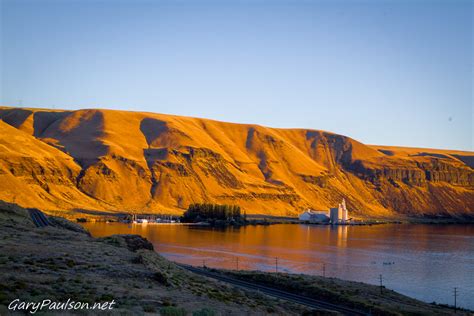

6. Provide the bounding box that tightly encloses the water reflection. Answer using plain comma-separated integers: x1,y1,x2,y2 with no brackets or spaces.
334,225,348,248
81,222,474,310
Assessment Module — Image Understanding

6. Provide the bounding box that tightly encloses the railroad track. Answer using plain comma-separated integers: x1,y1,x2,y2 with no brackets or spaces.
178,264,367,316
28,208,50,227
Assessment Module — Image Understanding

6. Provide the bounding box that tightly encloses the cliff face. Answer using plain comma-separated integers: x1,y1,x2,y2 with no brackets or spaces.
0,106,473,218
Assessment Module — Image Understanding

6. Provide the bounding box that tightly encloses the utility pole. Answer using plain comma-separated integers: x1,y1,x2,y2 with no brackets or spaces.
379,274,383,294
203,259,206,268
453,287,458,313
322,263,326,277
275,257,278,273
236,257,239,270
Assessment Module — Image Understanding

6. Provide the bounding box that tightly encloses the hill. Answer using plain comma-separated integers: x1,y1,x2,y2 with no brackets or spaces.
0,106,472,218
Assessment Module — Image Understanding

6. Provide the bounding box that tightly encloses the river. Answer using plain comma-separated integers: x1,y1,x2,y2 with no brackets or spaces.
81,222,474,310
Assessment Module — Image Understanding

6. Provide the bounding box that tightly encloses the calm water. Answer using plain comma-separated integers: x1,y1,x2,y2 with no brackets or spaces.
81,223,474,309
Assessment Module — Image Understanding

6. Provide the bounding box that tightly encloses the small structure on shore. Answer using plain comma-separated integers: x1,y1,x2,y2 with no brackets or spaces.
330,198,350,224
124,213,179,224
299,210,330,223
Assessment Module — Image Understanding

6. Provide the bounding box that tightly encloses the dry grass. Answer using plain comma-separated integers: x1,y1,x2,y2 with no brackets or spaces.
0,106,473,218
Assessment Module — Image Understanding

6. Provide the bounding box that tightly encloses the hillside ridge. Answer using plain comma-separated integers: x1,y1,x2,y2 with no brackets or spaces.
1,106,472,217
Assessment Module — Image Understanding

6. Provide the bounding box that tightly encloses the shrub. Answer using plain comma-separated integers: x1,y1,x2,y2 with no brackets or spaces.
143,305,156,313
160,306,187,316
192,307,216,316
153,271,170,286
161,297,175,307
100,294,115,301
266,307,275,313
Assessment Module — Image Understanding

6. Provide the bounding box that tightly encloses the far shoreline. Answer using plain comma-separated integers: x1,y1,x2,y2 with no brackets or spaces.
75,213,474,226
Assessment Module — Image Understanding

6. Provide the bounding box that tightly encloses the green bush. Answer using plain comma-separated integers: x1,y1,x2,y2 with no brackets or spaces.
153,271,170,286
143,305,156,313
160,306,187,316
192,307,216,316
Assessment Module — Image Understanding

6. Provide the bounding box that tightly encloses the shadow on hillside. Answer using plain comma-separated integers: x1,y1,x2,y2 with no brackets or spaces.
140,118,169,147
452,155,474,168
38,110,109,169
32,111,69,137
378,149,395,156
410,152,452,160
0,108,33,128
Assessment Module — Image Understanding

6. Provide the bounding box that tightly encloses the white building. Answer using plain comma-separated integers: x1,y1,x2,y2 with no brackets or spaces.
330,198,349,224
329,207,340,224
341,198,348,221
299,210,330,223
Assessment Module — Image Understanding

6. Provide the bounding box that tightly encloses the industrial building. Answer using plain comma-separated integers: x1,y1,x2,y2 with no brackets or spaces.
299,210,330,223
330,198,349,224
299,199,350,225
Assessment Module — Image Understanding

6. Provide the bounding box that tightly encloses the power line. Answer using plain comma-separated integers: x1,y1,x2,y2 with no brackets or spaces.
379,274,383,294
453,287,458,313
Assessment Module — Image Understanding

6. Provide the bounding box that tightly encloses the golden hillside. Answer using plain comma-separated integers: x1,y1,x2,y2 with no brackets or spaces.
0,106,473,218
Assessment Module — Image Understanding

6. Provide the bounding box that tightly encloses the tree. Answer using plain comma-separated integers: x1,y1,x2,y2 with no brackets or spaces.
182,203,242,222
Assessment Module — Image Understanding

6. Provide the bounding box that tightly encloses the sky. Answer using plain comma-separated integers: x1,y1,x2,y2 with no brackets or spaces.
1,0,472,151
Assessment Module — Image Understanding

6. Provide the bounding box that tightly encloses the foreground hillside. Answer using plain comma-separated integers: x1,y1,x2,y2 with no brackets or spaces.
0,201,303,315
0,106,473,218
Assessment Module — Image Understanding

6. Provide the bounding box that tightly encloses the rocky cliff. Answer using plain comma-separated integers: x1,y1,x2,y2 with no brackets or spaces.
0,106,472,218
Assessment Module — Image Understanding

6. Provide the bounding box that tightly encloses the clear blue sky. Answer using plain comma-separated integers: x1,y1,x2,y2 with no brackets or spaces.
1,0,472,150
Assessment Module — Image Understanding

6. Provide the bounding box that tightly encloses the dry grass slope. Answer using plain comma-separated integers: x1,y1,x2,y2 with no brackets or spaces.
0,106,473,218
